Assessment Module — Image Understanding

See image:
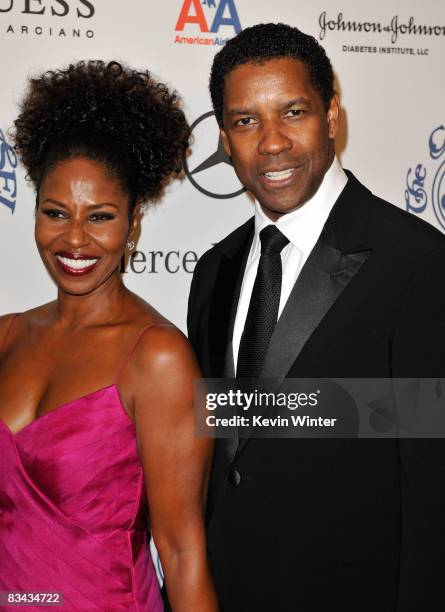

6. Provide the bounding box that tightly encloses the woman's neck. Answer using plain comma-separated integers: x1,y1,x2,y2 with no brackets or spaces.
52,271,130,329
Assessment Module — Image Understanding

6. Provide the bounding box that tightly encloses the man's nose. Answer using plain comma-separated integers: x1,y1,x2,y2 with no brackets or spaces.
63,218,89,248
258,121,293,156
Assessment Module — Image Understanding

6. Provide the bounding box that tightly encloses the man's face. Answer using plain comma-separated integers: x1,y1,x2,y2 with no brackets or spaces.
220,58,339,220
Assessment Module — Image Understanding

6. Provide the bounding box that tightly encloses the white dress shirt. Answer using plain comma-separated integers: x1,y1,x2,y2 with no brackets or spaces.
232,157,348,370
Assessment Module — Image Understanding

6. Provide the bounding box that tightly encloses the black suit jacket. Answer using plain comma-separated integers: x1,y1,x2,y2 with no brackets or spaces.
187,172,445,612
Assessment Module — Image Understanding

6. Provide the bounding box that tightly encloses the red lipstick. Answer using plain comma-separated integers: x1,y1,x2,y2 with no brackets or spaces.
55,251,99,277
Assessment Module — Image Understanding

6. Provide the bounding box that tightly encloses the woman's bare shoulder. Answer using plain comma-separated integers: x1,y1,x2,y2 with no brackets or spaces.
125,292,172,325
0,313,18,338
0,312,22,353
0,302,56,343
123,295,195,371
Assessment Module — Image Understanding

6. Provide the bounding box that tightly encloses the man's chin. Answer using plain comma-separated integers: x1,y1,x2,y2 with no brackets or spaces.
259,198,308,219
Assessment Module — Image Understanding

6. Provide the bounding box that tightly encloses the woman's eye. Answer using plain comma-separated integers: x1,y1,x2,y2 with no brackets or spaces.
42,209,66,219
89,213,115,222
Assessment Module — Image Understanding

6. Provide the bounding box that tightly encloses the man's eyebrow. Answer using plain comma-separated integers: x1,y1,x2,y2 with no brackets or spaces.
40,198,119,210
225,107,256,117
225,97,311,116
281,97,311,110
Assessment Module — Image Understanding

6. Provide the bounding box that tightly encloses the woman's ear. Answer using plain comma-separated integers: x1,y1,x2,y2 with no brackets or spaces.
129,201,142,240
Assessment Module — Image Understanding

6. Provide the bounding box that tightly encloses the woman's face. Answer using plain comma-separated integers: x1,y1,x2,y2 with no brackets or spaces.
35,156,134,297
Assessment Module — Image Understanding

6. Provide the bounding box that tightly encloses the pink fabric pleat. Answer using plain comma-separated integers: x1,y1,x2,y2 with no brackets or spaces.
0,385,163,611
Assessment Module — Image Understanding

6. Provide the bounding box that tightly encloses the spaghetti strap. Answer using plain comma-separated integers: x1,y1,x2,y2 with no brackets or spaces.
115,322,174,382
0,313,20,353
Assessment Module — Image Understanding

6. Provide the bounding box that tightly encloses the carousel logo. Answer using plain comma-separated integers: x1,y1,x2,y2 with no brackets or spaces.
184,111,245,199
174,0,241,46
2,0,96,39
405,125,445,232
0,129,17,214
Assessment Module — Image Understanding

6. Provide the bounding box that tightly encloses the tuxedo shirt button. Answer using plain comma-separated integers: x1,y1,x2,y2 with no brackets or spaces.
228,469,241,486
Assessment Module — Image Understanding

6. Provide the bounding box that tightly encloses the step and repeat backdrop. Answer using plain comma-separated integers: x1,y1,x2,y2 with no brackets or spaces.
1,0,444,330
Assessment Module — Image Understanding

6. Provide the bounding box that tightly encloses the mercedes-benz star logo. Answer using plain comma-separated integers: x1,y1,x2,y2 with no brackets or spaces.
184,111,246,199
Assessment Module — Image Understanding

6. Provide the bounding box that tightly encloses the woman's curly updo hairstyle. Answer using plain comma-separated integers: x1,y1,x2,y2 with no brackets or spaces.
13,60,191,213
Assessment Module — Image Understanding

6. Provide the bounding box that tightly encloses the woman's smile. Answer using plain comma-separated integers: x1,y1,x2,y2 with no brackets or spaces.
54,251,100,276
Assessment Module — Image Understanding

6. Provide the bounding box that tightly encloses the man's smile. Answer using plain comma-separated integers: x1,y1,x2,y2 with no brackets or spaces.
259,165,302,189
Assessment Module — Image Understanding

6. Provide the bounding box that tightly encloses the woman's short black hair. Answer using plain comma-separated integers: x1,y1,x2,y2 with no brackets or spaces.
210,22,334,126
13,60,191,214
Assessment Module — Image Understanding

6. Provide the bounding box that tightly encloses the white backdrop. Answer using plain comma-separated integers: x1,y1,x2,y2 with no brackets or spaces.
1,0,444,330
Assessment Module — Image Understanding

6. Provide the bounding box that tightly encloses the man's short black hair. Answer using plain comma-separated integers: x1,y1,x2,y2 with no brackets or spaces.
210,22,334,126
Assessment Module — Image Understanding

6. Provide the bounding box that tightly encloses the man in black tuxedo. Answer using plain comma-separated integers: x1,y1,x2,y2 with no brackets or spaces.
187,23,445,611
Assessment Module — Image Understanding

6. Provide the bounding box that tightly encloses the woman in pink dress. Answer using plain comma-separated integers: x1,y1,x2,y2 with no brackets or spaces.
0,61,218,611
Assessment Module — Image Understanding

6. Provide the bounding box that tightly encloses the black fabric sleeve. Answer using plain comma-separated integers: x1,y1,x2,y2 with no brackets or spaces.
392,244,445,610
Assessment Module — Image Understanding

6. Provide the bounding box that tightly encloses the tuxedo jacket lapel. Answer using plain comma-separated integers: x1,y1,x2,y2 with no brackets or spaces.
207,220,254,379
260,171,373,384
235,172,374,456
207,219,253,464
261,238,372,384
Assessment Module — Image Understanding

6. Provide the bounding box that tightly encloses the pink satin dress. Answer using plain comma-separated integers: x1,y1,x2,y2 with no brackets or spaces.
0,318,163,611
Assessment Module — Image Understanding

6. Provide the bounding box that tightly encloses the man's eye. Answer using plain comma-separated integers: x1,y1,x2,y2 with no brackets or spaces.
235,117,256,126
42,209,66,219
285,109,304,118
89,213,115,222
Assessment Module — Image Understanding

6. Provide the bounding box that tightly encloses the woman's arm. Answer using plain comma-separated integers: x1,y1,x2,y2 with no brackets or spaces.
130,324,219,612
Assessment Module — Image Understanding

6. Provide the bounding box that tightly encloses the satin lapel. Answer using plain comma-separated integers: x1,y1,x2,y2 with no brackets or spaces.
234,240,371,455
208,233,253,378
207,220,253,464
207,255,245,466
222,239,251,379
260,170,374,386
234,171,374,457
208,255,240,378
261,239,372,385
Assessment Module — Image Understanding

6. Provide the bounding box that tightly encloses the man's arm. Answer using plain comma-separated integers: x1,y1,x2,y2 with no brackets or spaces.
392,244,445,610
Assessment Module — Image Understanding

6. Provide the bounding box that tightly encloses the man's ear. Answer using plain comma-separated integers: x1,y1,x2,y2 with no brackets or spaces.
327,93,340,140
220,127,231,157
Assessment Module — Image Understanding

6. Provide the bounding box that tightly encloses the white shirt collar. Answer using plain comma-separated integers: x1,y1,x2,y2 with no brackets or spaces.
251,156,348,259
